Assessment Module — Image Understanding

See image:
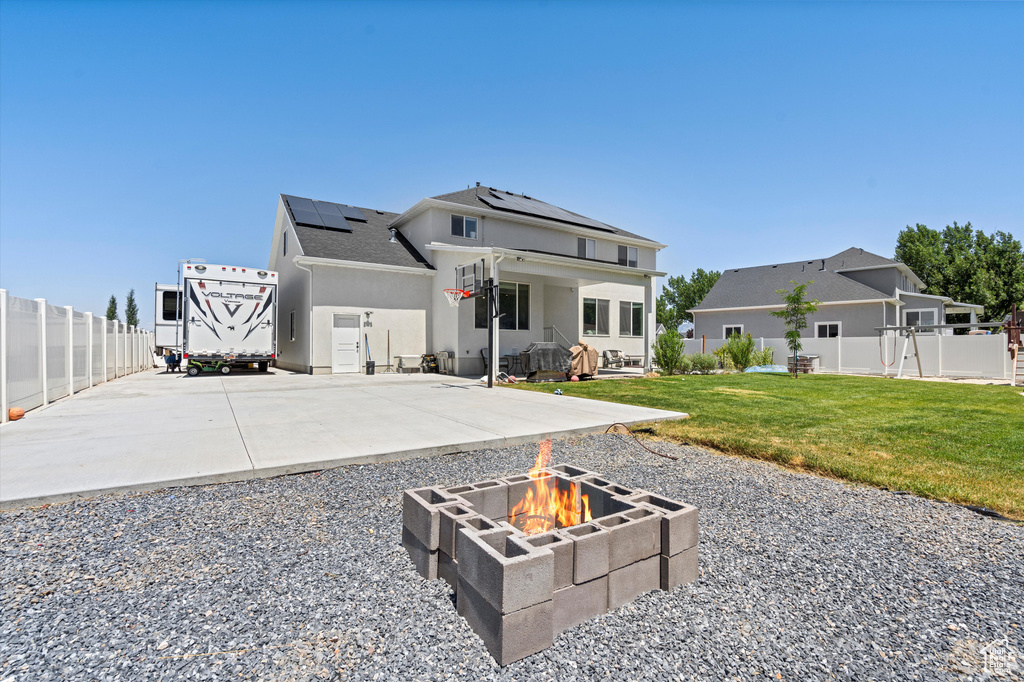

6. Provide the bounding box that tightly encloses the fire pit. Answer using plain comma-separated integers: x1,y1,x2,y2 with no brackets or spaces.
401,441,699,665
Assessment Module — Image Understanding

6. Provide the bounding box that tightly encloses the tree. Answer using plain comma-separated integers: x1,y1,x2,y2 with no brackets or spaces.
895,223,1024,322
106,295,119,322
770,281,819,378
124,289,139,327
659,268,721,331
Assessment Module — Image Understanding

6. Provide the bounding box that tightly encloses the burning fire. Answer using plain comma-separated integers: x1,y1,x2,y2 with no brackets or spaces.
508,440,592,535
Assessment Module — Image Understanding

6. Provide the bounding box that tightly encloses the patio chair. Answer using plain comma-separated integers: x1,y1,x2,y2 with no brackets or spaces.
481,348,510,373
603,349,628,368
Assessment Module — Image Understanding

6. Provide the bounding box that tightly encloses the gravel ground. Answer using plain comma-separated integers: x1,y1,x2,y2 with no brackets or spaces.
1,433,1022,681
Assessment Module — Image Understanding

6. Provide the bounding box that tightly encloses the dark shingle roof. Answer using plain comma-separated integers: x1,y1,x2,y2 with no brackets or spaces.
692,248,898,310
429,186,658,243
285,195,433,270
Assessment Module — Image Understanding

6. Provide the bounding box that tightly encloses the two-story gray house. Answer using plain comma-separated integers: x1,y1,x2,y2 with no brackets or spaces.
690,247,983,340
269,184,666,376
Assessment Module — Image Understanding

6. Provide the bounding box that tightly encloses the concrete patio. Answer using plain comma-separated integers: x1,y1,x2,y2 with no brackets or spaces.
0,368,686,507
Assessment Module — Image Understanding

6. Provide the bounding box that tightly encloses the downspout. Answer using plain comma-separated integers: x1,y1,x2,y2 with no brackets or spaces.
294,259,315,374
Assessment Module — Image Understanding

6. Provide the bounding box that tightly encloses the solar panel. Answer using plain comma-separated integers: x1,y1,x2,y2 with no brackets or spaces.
284,196,326,227
312,201,353,231
480,191,615,233
337,204,366,221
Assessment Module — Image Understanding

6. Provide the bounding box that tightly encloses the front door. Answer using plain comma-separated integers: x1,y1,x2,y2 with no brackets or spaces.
331,314,360,374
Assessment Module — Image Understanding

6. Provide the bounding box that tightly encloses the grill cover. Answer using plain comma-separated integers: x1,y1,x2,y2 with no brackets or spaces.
519,342,571,381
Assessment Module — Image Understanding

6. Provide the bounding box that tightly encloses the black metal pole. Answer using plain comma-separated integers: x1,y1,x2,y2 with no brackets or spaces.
486,278,494,388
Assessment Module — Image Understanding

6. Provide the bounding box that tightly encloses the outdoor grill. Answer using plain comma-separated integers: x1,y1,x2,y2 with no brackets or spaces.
401,442,699,665
518,342,572,382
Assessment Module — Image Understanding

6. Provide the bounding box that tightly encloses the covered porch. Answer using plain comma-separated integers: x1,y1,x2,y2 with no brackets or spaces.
427,245,663,380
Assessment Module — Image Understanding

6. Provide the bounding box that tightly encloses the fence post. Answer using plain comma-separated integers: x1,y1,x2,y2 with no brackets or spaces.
36,298,48,406
937,332,943,377
86,313,93,388
101,319,108,382
837,337,842,374
65,305,75,396
1,289,8,423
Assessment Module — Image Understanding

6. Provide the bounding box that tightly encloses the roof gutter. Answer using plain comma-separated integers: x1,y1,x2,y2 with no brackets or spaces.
425,243,666,278
293,256,436,276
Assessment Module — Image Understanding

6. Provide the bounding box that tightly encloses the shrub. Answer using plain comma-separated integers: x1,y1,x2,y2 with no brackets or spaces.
691,353,718,374
677,354,693,375
724,332,756,371
653,329,685,375
712,345,735,371
750,346,775,367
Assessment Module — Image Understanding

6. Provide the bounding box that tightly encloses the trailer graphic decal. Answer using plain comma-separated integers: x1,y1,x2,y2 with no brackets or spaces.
242,291,274,341
188,286,222,340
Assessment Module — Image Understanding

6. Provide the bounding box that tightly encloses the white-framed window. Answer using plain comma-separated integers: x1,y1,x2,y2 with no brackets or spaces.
619,301,644,337
289,311,296,341
816,321,841,338
476,282,529,330
723,324,743,338
577,237,596,259
162,291,182,321
904,308,937,333
583,298,610,335
450,214,478,239
618,245,638,268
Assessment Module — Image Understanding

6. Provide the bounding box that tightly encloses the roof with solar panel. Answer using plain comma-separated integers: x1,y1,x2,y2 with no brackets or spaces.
280,194,433,270
426,186,659,243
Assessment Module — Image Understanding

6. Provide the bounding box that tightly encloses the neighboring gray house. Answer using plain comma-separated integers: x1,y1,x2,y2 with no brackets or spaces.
269,184,666,375
690,247,983,340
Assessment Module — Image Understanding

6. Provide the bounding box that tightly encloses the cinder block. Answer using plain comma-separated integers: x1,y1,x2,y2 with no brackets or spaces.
456,528,554,614
525,531,574,590
579,480,637,519
438,550,458,589
661,545,698,590
438,504,477,558
629,492,698,556
545,463,598,480
402,487,465,551
563,522,610,584
597,508,662,571
457,576,554,666
607,554,660,610
447,479,509,520
402,526,438,580
552,575,608,635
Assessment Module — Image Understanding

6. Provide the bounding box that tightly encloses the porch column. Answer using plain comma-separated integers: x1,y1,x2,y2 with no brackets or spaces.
644,276,655,372
490,257,500,385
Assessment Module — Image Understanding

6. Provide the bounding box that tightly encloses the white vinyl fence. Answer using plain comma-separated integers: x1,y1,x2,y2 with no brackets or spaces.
0,289,156,422
685,333,1012,380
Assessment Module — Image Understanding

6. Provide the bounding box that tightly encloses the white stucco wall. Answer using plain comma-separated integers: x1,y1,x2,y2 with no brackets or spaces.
307,265,433,374
577,282,650,357
272,206,313,373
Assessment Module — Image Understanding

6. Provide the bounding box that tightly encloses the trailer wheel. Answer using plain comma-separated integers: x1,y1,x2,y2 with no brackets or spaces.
220,365,231,375
187,366,200,377
258,362,268,372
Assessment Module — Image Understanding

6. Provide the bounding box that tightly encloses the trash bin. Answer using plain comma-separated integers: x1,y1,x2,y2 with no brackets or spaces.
365,360,375,375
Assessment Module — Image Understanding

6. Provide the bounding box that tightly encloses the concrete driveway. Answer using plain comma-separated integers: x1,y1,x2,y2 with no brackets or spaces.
0,369,686,507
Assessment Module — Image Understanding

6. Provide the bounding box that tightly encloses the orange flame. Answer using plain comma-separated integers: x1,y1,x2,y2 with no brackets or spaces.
508,440,592,535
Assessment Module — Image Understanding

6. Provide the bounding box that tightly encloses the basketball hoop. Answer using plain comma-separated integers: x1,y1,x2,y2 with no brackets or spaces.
444,289,470,307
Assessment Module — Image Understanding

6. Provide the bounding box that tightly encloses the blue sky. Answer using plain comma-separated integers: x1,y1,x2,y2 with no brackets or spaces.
1,0,1021,328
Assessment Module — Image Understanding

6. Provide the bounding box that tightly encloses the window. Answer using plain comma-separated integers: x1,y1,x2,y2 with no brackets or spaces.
450,214,478,239
723,324,743,338
283,230,288,256
290,311,296,341
578,237,596,259
816,322,841,338
618,245,638,268
161,291,182,321
476,282,529,330
583,298,610,335
905,308,937,333
619,301,644,337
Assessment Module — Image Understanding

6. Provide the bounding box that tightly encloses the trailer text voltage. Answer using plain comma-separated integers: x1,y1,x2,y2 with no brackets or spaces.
181,264,278,375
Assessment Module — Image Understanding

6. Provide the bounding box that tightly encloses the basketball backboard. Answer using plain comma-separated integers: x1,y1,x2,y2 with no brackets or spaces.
455,259,485,298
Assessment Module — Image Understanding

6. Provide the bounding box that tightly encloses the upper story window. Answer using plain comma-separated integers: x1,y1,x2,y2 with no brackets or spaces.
618,245,638,268
283,230,288,256
451,214,478,239
577,237,596,259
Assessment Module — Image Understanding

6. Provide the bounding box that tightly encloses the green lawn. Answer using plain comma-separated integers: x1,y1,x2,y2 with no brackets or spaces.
511,373,1024,519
